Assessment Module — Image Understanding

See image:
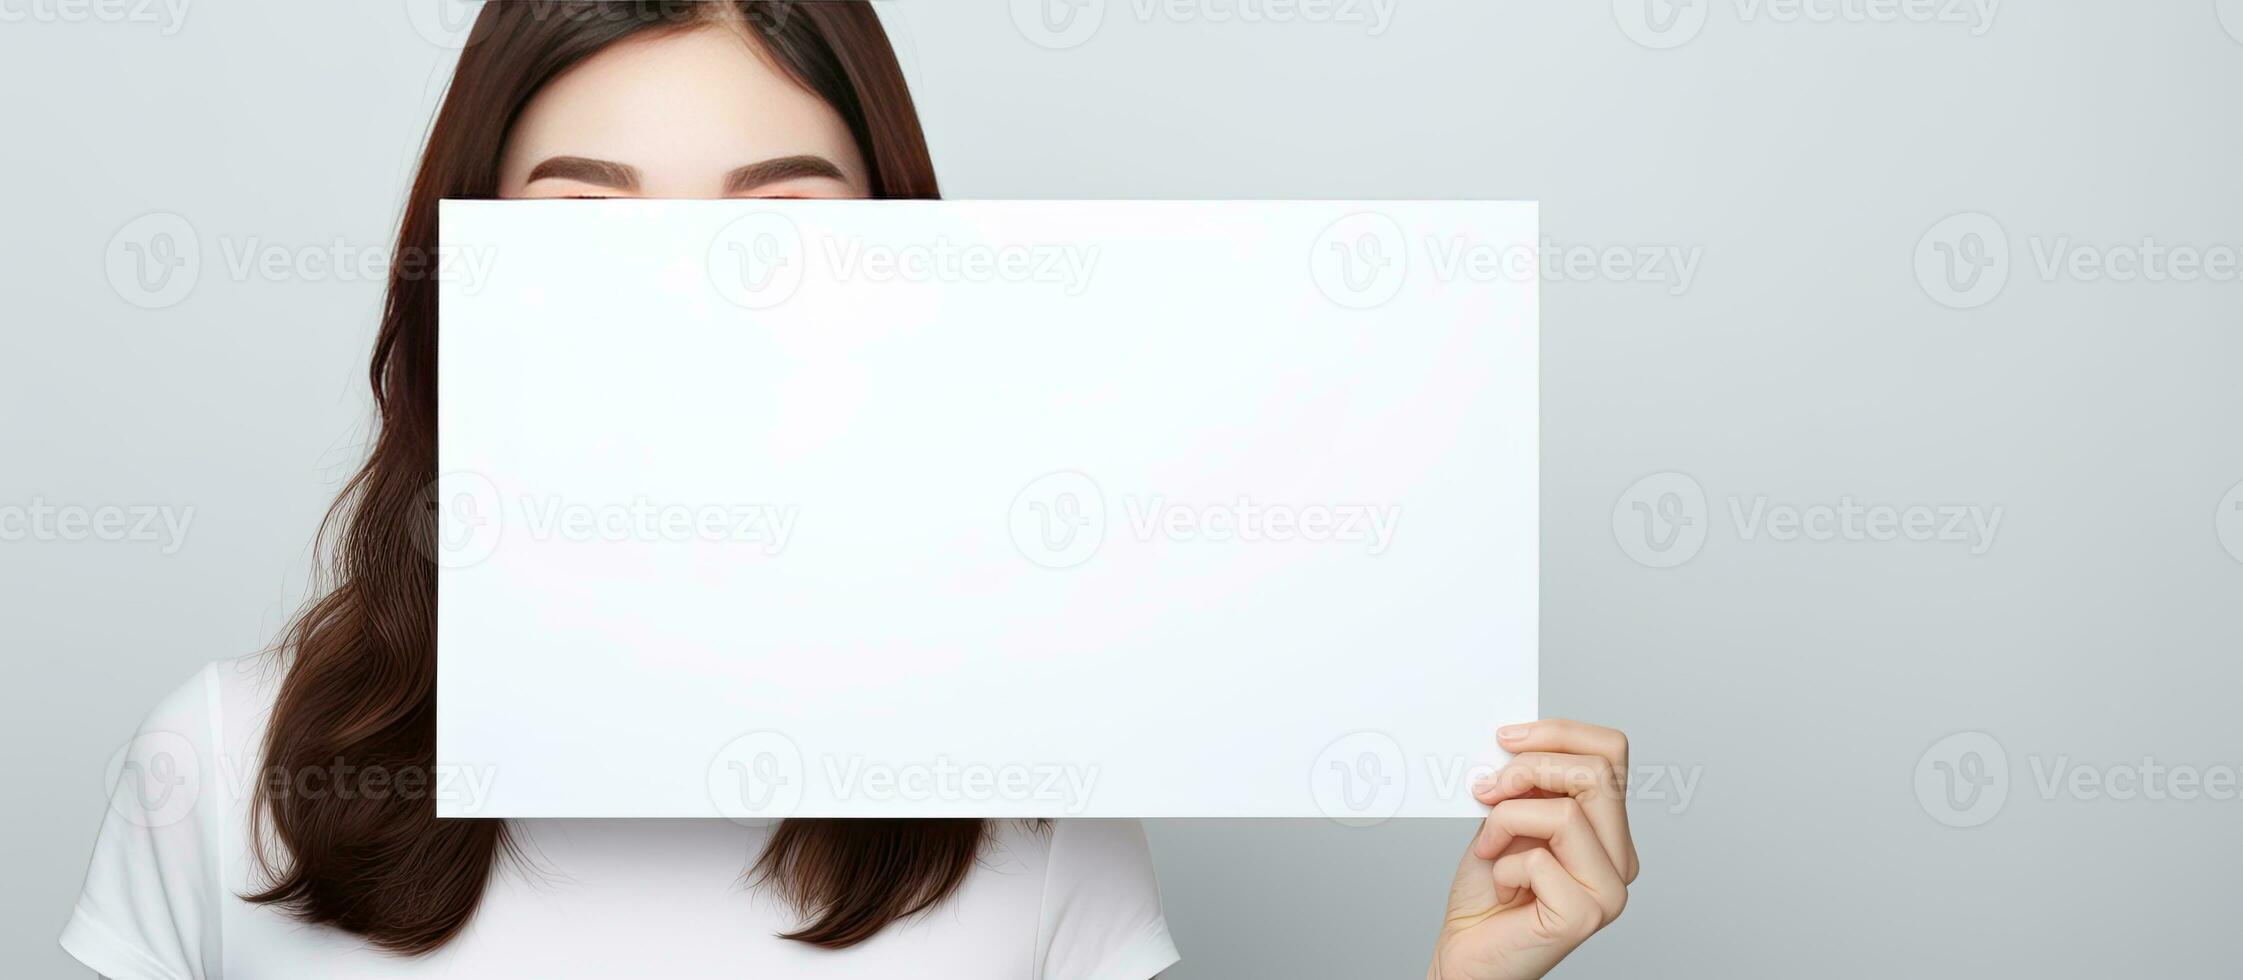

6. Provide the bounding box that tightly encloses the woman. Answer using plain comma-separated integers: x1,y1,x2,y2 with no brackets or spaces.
64,4,1636,978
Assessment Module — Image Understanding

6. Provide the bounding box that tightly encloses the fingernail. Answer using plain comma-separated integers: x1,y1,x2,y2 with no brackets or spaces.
1497,725,1531,741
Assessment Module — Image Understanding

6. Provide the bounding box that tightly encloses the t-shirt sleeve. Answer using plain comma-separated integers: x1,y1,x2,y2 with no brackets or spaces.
60,663,226,980
1034,819,1180,980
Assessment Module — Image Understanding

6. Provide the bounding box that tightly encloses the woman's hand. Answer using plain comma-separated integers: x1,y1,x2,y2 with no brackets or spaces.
1428,720,1638,980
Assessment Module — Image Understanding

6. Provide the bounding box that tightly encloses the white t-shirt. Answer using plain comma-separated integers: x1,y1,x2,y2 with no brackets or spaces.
64,657,1179,980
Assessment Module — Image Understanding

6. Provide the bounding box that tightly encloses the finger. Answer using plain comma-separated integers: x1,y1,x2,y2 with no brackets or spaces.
1494,720,1637,880
1491,848,1533,908
1517,846,1613,942
1474,752,1633,879
1471,798,1626,916
1495,719,1629,774
1475,751,1622,804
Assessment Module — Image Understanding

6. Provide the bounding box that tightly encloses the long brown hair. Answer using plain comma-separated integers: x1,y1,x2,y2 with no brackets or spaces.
249,1,980,954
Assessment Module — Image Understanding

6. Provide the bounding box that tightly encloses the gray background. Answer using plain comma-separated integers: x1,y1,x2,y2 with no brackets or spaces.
4,0,2241,976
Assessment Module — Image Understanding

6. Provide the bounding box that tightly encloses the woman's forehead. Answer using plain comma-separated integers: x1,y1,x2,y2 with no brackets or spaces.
500,25,868,193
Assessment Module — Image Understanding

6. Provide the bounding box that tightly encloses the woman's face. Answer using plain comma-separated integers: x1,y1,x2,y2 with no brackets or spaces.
498,23,871,201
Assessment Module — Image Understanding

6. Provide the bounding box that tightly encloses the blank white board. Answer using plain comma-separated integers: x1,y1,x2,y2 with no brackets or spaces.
436,200,1537,819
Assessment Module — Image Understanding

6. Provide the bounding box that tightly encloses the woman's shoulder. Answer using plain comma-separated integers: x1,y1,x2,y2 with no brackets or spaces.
131,652,284,761
61,654,278,980
973,819,1161,884
92,653,283,847
134,650,282,719
982,820,1177,980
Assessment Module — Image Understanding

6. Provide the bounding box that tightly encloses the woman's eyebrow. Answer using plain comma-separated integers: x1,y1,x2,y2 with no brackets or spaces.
723,154,847,194
524,156,640,190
